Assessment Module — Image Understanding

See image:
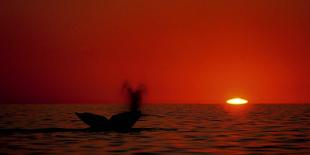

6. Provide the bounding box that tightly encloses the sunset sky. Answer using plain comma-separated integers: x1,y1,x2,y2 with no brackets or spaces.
1,0,310,104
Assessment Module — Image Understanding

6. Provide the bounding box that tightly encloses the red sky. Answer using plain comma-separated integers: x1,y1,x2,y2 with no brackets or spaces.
0,0,310,104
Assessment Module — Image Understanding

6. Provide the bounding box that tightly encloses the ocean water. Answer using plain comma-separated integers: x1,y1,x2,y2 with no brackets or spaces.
0,104,310,154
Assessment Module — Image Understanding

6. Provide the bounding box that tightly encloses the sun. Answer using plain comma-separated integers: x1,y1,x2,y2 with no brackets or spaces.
226,98,248,105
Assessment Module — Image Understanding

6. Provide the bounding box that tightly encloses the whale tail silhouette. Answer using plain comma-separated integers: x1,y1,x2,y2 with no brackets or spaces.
75,112,109,129
76,82,145,131
75,111,141,131
109,111,142,131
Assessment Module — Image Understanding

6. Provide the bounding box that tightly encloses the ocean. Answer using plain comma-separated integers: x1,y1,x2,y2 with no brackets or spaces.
0,104,309,154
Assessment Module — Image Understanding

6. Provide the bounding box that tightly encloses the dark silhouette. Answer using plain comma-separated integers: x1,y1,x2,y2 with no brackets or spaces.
75,82,146,132
122,82,146,112
0,82,177,134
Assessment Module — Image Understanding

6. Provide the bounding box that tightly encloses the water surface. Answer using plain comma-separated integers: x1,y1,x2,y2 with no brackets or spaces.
0,104,310,154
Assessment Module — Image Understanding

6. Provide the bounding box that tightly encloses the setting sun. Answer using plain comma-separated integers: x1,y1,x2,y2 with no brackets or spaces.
226,98,248,105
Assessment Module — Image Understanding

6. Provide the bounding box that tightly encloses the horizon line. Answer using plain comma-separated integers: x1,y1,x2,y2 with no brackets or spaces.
1,102,310,105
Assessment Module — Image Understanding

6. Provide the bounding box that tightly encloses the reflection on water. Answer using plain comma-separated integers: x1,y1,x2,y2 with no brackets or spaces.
0,104,310,154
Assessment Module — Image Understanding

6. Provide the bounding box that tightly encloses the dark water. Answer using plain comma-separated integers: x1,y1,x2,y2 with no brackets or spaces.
0,104,310,154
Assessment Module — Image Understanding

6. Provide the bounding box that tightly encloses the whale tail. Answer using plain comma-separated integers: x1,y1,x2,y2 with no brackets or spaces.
75,112,109,130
